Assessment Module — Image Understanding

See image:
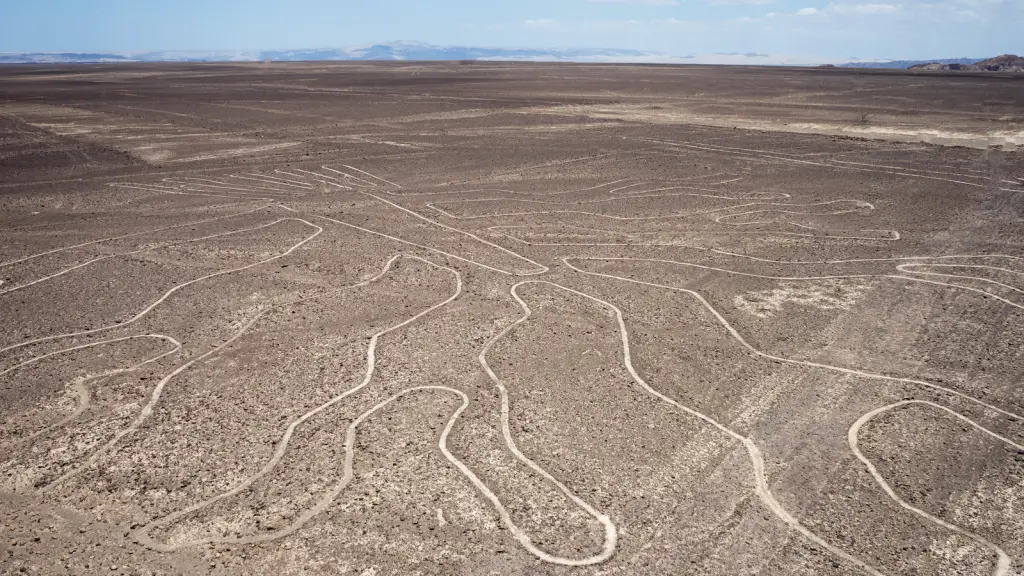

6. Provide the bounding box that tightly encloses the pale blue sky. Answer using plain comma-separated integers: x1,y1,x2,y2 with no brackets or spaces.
1,0,1020,60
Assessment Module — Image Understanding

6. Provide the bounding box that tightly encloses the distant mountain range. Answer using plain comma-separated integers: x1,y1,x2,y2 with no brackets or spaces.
0,41,990,69
838,58,983,69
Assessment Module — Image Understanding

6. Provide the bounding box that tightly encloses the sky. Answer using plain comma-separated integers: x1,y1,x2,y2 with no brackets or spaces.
0,0,1021,60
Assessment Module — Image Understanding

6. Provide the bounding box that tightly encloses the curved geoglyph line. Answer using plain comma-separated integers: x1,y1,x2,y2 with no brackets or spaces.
483,280,879,574
0,216,303,297
426,198,874,223
0,334,182,446
850,400,1024,576
134,254,615,566
133,254,462,548
562,257,1024,421
0,203,270,269
357,191,548,276
39,312,268,492
0,218,323,357
566,257,1024,312
636,138,1022,194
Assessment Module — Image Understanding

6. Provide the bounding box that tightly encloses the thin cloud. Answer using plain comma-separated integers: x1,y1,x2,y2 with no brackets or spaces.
587,0,680,5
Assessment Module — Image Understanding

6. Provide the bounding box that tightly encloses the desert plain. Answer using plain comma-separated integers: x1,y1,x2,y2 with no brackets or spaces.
1,62,1023,575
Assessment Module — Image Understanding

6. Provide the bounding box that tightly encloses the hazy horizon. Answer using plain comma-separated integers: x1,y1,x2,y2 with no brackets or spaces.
2,0,1021,61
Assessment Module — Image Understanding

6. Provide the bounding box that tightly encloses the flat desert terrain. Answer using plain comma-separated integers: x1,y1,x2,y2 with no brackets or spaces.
1,62,1023,576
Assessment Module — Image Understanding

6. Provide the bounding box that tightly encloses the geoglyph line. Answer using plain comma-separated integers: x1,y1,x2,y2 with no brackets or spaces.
355,191,549,275
638,138,1021,194
850,400,1023,576
0,334,182,445
427,198,874,223
134,253,615,566
0,217,302,297
562,257,1024,421
482,280,880,574
0,217,323,356
39,312,267,492
0,203,270,269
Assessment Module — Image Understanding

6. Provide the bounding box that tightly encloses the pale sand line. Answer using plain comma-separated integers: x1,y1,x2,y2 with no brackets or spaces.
0,335,182,445
0,217,322,357
570,256,1023,326
340,164,403,189
255,172,315,188
650,139,1011,184
427,198,873,222
230,174,311,190
286,168,354,190
164,177,297,194
640,138,1021,194
164,180,297,195
276,169,353,190
110,183,272,202
316,214,536,276
40,312,267,492
359,192,548,275
134,255,465,548
0,217,297,297
485,280,877,574
569,257,1022,309
608,179,750,196
237,172,312,189
562,257,1024,421
494,225,1020,263
896,264,1024,295
712,204,871,225
428,187,791,209
831,160,1021,186
0,203,270,269
850,400,1024,576
369,179,637,199
489,225,898,244
320,166,378,188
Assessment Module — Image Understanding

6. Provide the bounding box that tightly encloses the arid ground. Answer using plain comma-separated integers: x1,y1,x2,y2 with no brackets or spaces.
1,62,1023,576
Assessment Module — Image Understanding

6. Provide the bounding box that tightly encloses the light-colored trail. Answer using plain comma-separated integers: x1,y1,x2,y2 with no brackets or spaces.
0,217,304,297
316,214,541,276
230,174,310,190
491,224,1021,266
320,166,378,188
110,183,271,202
136,254,615,566
563,256,1024,312
277,169,353,190
355,191,549,275
0,203,270,269
339,164,402,189
39,312,267,492
482,280,879,574
563,257,1024,421
425,187,789,210
0,334,182,445
0,218,322,357
163,177,295,194
133,254,461,549
489,223,899,244
427,198,871,223
639,138,1021,194
850,400,1023,576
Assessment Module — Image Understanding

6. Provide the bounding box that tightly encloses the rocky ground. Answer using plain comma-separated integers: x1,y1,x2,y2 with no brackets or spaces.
1,62,1022,575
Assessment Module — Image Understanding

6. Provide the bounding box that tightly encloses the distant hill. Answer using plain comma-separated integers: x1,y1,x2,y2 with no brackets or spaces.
909,54,1024,72
0,42,867,66
840,58,983,69
0,42,687,65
